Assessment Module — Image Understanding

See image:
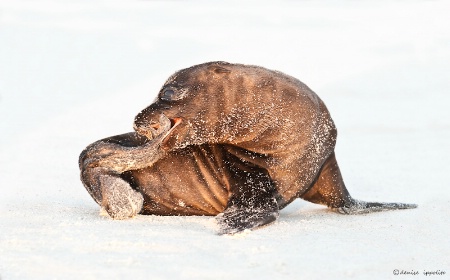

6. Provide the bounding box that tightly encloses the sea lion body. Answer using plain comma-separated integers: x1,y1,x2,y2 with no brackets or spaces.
133,63,336,203
80,62,416,234
128,145,231,216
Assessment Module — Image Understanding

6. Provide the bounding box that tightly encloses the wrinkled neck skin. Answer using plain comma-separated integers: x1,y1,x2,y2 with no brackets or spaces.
133,62,337,204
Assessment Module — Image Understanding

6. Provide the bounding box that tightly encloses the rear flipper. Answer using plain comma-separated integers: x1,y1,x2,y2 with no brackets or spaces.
81,167,144,219
79,115,172,219
217,153,279,235
99,172,144,219
301,152,417,214
334,199,417,214
79,131,150,219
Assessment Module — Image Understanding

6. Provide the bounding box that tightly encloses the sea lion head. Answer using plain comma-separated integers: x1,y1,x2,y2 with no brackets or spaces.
134,61,261,150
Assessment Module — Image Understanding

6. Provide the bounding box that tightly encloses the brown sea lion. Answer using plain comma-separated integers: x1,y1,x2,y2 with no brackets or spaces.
79,61,417,234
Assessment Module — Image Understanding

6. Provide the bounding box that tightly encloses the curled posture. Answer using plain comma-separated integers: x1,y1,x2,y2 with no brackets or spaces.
79,62,417,234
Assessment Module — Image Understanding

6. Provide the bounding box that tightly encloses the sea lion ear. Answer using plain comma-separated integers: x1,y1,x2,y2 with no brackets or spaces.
208,65,231,74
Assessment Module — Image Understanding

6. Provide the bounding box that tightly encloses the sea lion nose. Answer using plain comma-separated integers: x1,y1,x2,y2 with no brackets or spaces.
133,123,151,139
150,123,160,130
133,117,154,139
134,114,173,139
134,111,153,135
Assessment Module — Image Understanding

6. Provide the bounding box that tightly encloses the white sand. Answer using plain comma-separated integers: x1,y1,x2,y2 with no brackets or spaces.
1,1,449,279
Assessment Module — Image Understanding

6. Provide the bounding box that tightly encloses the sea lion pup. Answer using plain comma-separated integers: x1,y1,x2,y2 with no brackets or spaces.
79,61,417,234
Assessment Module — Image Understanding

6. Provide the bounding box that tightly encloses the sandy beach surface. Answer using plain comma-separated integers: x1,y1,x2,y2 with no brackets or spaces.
1,1,449,279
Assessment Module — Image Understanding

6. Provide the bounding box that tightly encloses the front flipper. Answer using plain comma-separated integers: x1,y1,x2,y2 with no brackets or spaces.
217,198,279,235
216,153,279,235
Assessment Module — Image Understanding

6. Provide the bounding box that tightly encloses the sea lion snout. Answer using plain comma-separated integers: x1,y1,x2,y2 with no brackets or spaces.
134,113,174,139
134,113,185,151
